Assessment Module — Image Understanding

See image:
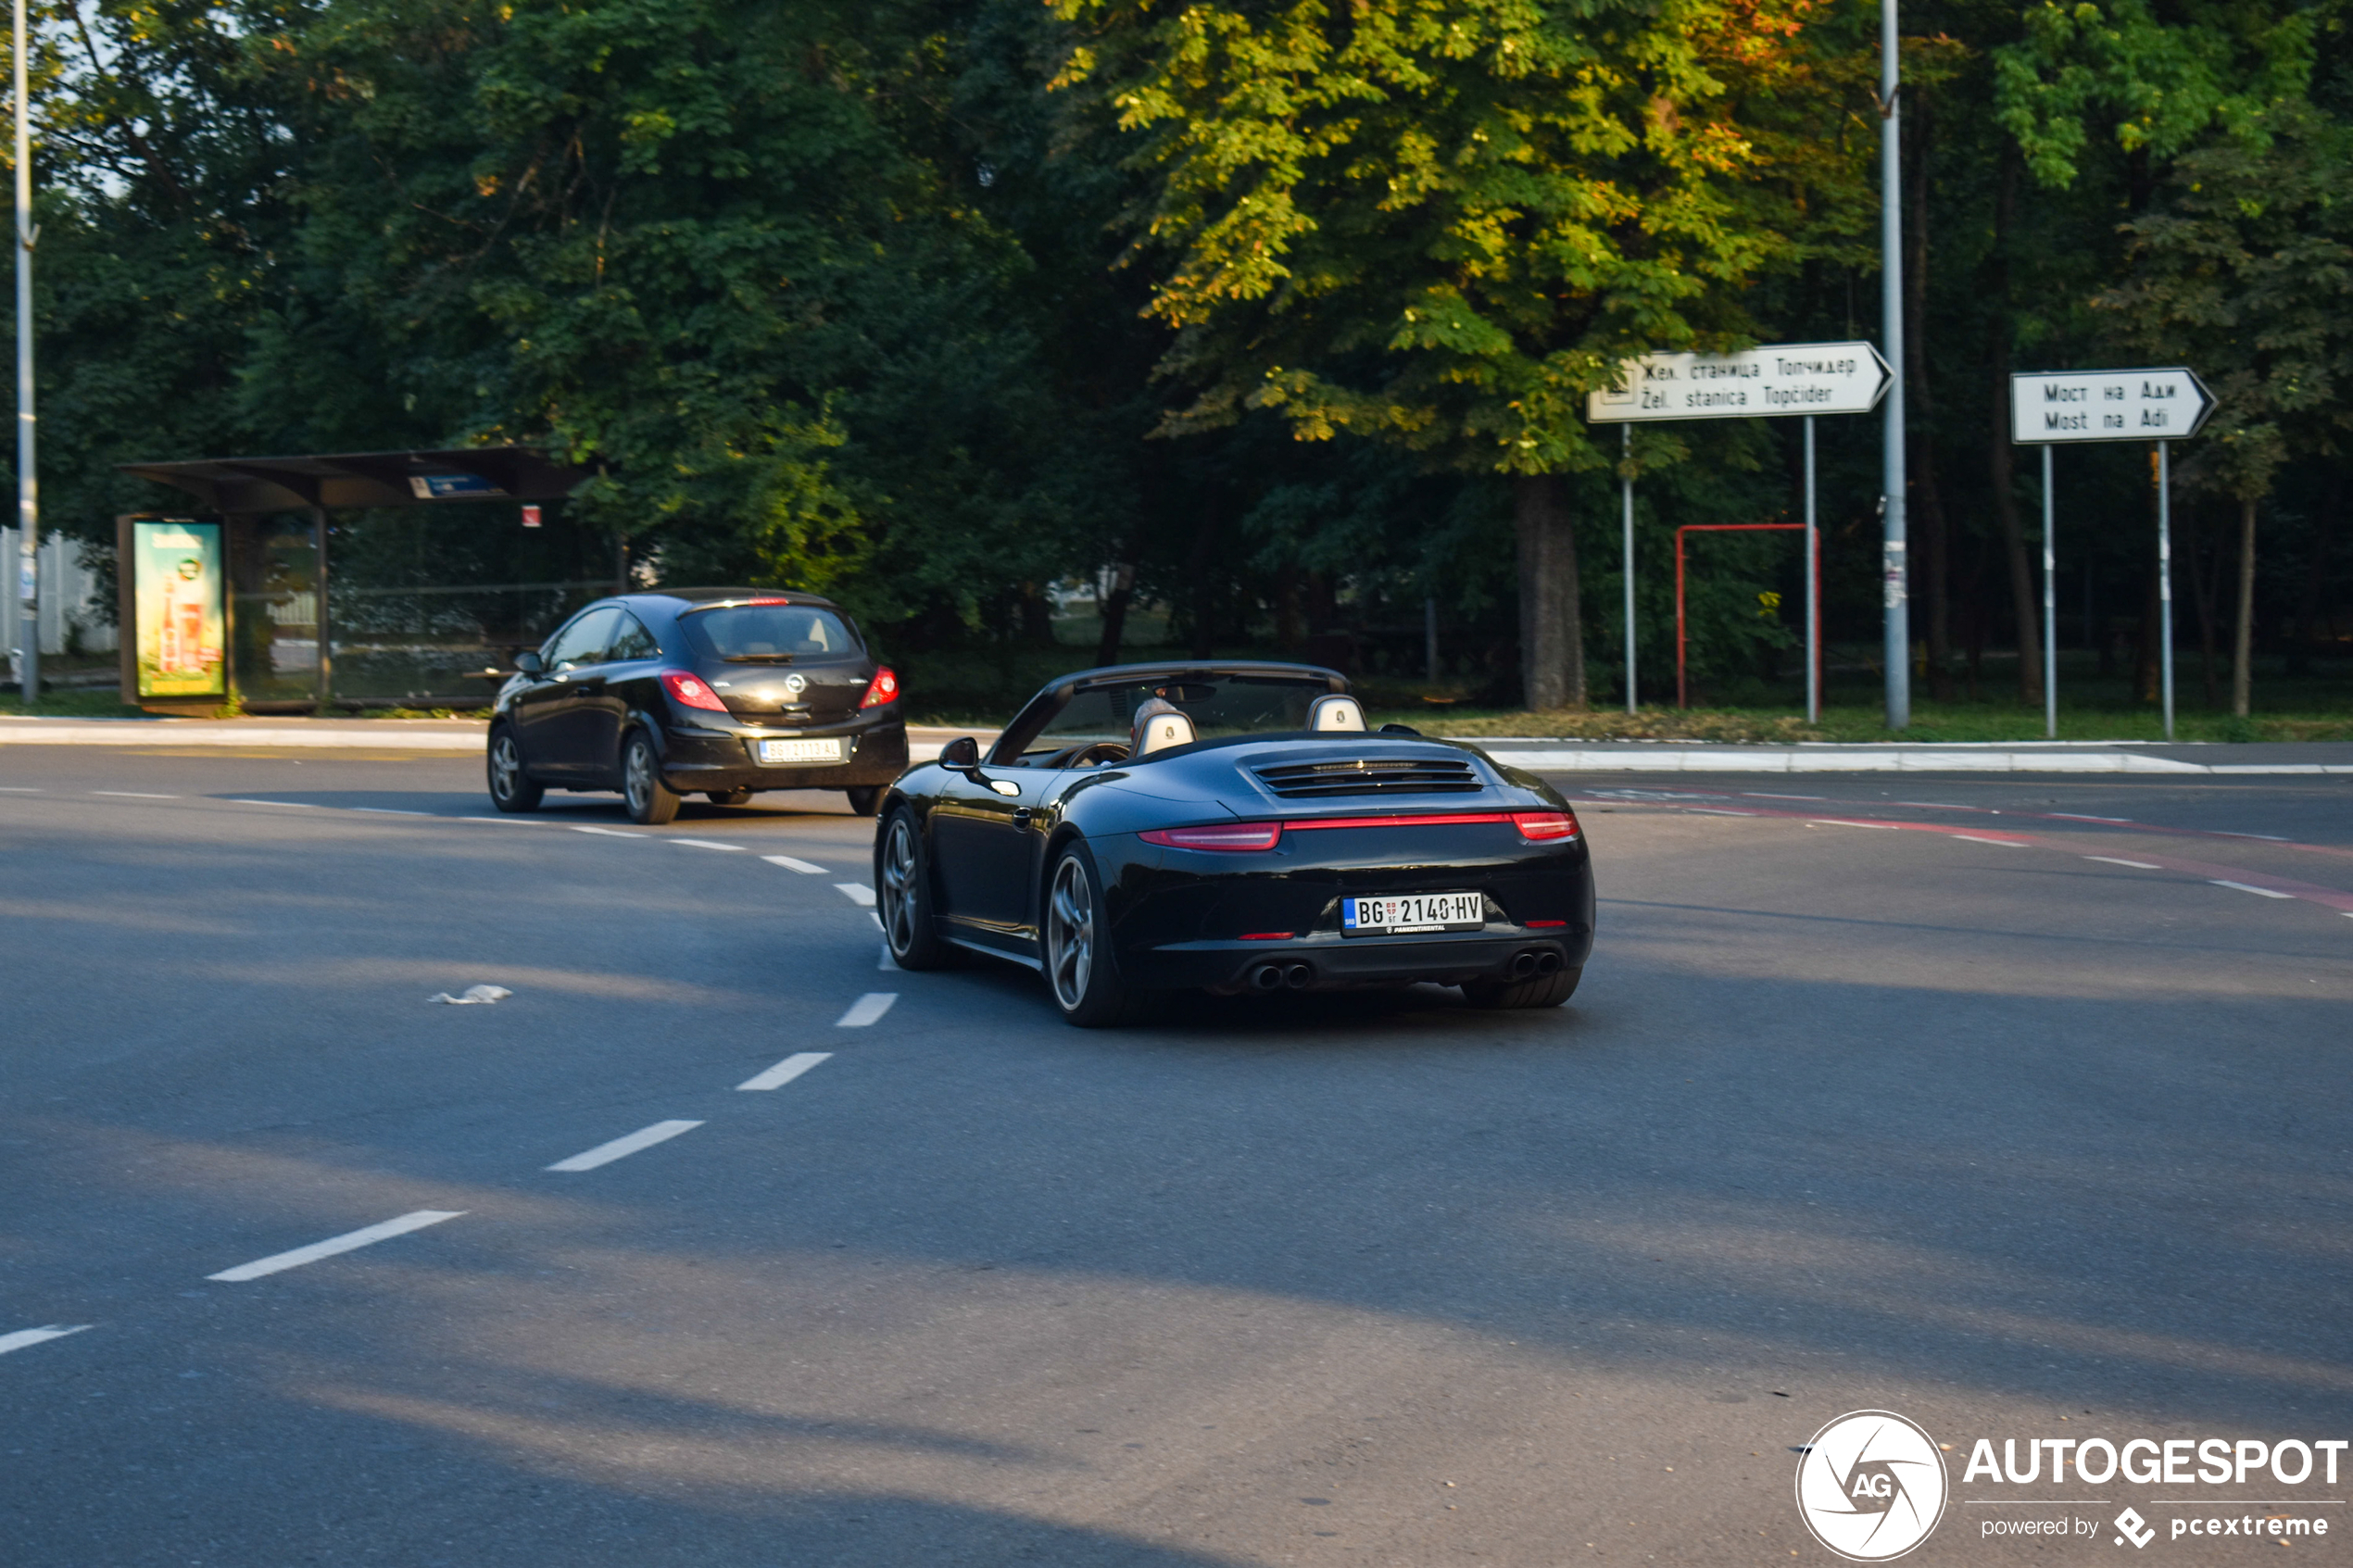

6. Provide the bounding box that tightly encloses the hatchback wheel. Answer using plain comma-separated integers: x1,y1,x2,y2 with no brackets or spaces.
486,726,542,813
622,731,681,824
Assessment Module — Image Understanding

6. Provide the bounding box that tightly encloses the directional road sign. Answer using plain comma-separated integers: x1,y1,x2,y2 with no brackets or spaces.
1586,342,1893,424
2009,367,2212,445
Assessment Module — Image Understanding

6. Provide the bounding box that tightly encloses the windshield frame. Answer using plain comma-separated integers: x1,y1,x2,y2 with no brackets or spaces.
988,663,1348,766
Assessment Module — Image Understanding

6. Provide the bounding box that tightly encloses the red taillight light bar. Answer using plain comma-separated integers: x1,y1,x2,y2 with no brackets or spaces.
1140,809,1579,852
860,666,900,709
660,670,729,712
1140,822,1285,852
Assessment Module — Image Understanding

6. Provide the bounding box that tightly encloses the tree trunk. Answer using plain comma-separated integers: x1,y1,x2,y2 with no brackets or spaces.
1982,154,2042,706
1515,473,1584,709
1906,105,1953,700
1094,561,1135,668
1274,565,1302,652
2233,495,2257,718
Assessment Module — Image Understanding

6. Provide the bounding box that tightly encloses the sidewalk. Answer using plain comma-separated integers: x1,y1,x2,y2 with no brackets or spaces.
0,715,985,762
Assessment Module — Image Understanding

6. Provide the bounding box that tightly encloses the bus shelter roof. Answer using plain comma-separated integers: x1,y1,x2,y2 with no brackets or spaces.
119,445,586,515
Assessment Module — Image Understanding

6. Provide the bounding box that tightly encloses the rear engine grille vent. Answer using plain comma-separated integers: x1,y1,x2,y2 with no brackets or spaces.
1252,758,1482,798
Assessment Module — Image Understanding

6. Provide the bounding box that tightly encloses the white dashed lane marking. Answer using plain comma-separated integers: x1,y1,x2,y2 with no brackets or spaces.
207,1210,466,1283
2212,880,2296,899
352,807,430,816
225,798,322,809
737,1052,832,1092
835,882,877,907
668,838,744,851
2084,857,2162,870
93,791,177,799
1952,834,2027,847
837,993,897,1027
1809,819,1900,831
571,824,642,838
762,855,829,874
0,1323,92,1356
545,1120,703,1173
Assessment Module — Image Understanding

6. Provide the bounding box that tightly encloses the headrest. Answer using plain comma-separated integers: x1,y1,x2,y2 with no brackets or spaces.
1307,694,1367,732
1131,696,1199,755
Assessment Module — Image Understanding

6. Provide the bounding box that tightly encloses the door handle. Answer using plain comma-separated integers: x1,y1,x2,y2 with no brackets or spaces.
1012,807,1036,826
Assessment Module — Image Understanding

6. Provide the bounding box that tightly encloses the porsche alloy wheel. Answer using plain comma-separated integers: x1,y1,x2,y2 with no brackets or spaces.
1044,846,1141,1026
877,809,954,970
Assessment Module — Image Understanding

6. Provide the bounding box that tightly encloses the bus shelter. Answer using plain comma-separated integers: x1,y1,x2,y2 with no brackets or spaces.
117,446,593,713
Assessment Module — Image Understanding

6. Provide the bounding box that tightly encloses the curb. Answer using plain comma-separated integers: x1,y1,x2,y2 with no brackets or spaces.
1479,746,2353,775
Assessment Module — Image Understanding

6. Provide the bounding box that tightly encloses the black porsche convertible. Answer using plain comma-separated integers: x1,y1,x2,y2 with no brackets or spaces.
873,661,1595,1025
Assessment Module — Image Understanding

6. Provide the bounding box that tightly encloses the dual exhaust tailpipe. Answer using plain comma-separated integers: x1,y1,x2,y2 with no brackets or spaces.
1249,961,1315,992
1508,948,1564,981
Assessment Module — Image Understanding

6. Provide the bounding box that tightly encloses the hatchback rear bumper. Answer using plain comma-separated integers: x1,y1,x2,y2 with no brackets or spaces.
659,713,908,790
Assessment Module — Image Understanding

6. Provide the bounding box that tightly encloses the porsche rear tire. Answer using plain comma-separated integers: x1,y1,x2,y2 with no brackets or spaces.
1043,844,1148,1027
878,809,957,971
1464,965,1582,1010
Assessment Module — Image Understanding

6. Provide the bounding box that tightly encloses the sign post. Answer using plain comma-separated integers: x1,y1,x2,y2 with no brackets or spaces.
2009,367,2213,739
1589,342,1892,723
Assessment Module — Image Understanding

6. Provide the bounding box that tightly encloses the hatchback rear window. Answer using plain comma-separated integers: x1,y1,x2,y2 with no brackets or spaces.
681,603,860,662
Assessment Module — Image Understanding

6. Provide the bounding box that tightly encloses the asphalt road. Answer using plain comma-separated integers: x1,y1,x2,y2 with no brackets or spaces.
2,745,2347,1566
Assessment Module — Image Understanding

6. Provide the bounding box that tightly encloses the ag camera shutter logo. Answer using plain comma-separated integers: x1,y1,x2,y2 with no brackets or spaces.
1794,1410,1949,1561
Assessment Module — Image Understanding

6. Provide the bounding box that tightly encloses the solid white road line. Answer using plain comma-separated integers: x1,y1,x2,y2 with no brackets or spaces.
2083,856,2162,870
761,854,828,874
0,1323,93,1356
837,992,898,1027
1683,808,1758,816
570,825,641,838
835,882,877,907
1952,834,2027,847
2211,880,2295,899
93,790,178,798
225,798,322,809
737,1051,833,1091
545,1120,703,1173
207,1210,466,1283
0,785,39,791
457,816,547,824
668,838,744,851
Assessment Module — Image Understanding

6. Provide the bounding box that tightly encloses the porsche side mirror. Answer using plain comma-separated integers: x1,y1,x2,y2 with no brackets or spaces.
939,735,980,769
513,649,544,676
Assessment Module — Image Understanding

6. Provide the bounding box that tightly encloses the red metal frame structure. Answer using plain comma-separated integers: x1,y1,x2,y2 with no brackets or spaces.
1675,522,1818,709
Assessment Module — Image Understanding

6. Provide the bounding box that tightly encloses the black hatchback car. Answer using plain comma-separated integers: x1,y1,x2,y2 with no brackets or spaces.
485,588,907,823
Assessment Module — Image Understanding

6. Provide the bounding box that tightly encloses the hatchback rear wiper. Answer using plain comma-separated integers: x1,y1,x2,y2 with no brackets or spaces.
721,653,798,663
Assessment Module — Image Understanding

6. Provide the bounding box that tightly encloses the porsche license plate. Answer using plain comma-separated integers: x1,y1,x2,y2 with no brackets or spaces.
754,736,847,765
1340,891,1483,936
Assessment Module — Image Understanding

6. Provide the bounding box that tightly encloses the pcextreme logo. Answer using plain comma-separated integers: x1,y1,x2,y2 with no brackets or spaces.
1794,1411,1951,1562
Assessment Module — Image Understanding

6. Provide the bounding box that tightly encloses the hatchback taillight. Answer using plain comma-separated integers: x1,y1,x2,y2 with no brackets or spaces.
861,667,900,709
660,670,729,712
1139,822,1284,852
1512,810,1579,841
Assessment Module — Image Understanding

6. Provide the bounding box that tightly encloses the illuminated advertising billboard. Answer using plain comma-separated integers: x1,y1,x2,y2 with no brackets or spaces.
132,520,225,697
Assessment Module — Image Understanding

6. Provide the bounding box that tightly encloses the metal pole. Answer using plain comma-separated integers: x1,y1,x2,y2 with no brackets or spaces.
1621,423,1636,714
2157,442,2174,741
1879,0,1907,729
1804,416,1819,725
313,506,332,712
2042,444,2057,739
12,0,34,705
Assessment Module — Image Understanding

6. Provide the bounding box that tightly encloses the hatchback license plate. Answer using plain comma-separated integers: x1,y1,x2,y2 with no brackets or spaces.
1340,891,1483,935
754,737,846,765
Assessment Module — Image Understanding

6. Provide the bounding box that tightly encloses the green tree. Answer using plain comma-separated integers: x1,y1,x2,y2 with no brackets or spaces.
1050,0,1875,707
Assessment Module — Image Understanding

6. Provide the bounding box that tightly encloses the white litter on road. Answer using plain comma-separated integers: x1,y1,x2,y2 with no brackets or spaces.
835,883,877,907
208,1210,466,1282
429,985,511,1005
2211,880,2295,899
668,838,744,851
837,993,897,1027
0,1323,93,1356
737,1051,832,1092
2083,857,2162,870
545,1120,703,1173
761,855,828,874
